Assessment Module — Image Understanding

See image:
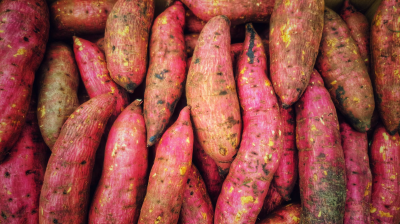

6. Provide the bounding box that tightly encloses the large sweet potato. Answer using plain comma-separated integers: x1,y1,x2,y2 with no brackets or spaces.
295,70,346,223
104,0,154,93
214,24,282,224
0,0,49,161
317,7,374,132
269,0,324,107
39,94,116,224
258,184,284,220
256,203,301,224
186,16,242,176
37,42,80,150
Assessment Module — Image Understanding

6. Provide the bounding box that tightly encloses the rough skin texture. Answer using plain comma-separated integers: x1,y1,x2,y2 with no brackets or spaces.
269,0,324,107
144,2,187,146
39,94,116,224
295,70,346,224
256,203,301,224
104,0,154,93
0,96,49,224
317,7,374,133
178,165,214,224
371,0,400,134
340,121,372,224
258,184,284,220
370,125,400,223
186,16,242,176
0,0,49,162
138,107,193,224
48,0,117,39
89,100,147,224
214,24,282,224
37,42,80,150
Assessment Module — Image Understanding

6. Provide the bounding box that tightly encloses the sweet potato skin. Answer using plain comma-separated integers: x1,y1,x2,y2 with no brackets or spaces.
37,42,80,150
371,0,400,134
269,0,324,107
295,70,346,224
317,7,374,132
0,0,49,161
214,24,282,224
104,0,154,93
138,107,193,224
340,121,372,224
39,94,116,224
186,16,242,175
178,165,214,224
257,203,301,224
144,2,187,146
370,125,400,223
258,184,284,220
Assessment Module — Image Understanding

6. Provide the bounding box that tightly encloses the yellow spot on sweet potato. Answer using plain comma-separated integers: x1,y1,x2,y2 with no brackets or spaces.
0,30,4,33
155,216,162,224
7,45,12,48
7,190,11,195
109,165,113,171
229,186,234,193
370,206,377,213
353,50,358,54
331,80,337,85
290,214,300,222
202,212,207,220
280,23,291,47
38,105,46,118
66,187,72,194
353,97,360,103
379,211,393,217
160,16,167,25
311,125,317,131
310,138,314,142
284,0,290,6
323,171,327,175
240,67,247,74
234,210,246,221
314,174,318,181
241,196,254,205
268,140,274,146
1,18,5,22
390,175,396,180
186,137,190,144
11,104,15,108
318,211,321,217
265,80,271,86
383,133,389,141
180,166,187,175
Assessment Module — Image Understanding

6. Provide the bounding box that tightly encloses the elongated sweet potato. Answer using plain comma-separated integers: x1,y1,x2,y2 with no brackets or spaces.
89,100,147,224
316,7,374,132
230,43,243,75
186,16,242,175
371,0,400,134
258,184,284,220
256,203,301,224
138,107,193,224
144,2,187,146
214,24,282,224
178,165,214,224
370,125,400,223
104,0,154,93
295,70,346,223
39,94,116,224
269,0,324,107
0,0,49,162
340,121,372,224
37,42,80,150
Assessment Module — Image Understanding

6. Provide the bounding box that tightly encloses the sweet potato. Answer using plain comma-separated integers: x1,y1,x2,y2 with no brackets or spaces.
214,24,282,224
340,121,372,224
295,70,346,223
0,0,49,162
104,0,154,93
89,100,147,224
371,0,400,134
138,106,193,224
185,33,199,57
186,16,242,176
48,0,117,39
269,0,324,107
0,96,48,223
256,203,301,224
95,37,105,53
230,43,243,75
37,42,80,150
370,125,400,223
316,7,374,133
144,2,187,146
258,184,284,220
178,165,214,224
39,94,116,224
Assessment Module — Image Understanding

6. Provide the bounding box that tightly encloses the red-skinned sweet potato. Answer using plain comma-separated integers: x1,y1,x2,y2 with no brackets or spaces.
269,0,324,107
256,203,301,224
258,184,284,220
138,106,193,224
186,15,242,176
371,0,400,134
39,93,116,224
295,70,346,223
340,121,372,224
37,42,80,150
214,24,282,224
104,0,154,93
0,0,49,161
316,7,374,133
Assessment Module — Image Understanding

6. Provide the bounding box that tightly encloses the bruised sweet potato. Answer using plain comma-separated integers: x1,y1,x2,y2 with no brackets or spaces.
371,0,400,134
0,0,49,162
39,94,116,224
37,42,80,150
214,24,282,224
104,0,154,93
258,184,284,220
269,0,324,107
256,203,301,224
138,107,193,224
316,7,374,133
186,16,242,176
295,70,346,223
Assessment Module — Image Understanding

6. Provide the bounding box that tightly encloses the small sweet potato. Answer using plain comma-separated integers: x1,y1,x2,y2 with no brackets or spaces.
256,203,301,224
258,184,284,220
37,42,80,150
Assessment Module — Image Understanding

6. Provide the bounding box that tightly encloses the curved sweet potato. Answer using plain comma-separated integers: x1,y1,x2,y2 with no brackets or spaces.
258,184,284,220
256,203,301,224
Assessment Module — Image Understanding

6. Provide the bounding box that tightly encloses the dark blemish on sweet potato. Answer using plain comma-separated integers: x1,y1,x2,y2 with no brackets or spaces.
112,46,115,51
335,85,347,106
194,58,200,64
23,37,29,42
25,170,35,175
4,172,9,178
33,27,40,33
170,35,174,39
262,164,270,176
157,100,164,104
155,69,169,80
81,160,86,165
53,219,59,223
126,82,137,91
219,91,227,95
1,212,6,219
246,24,256,64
